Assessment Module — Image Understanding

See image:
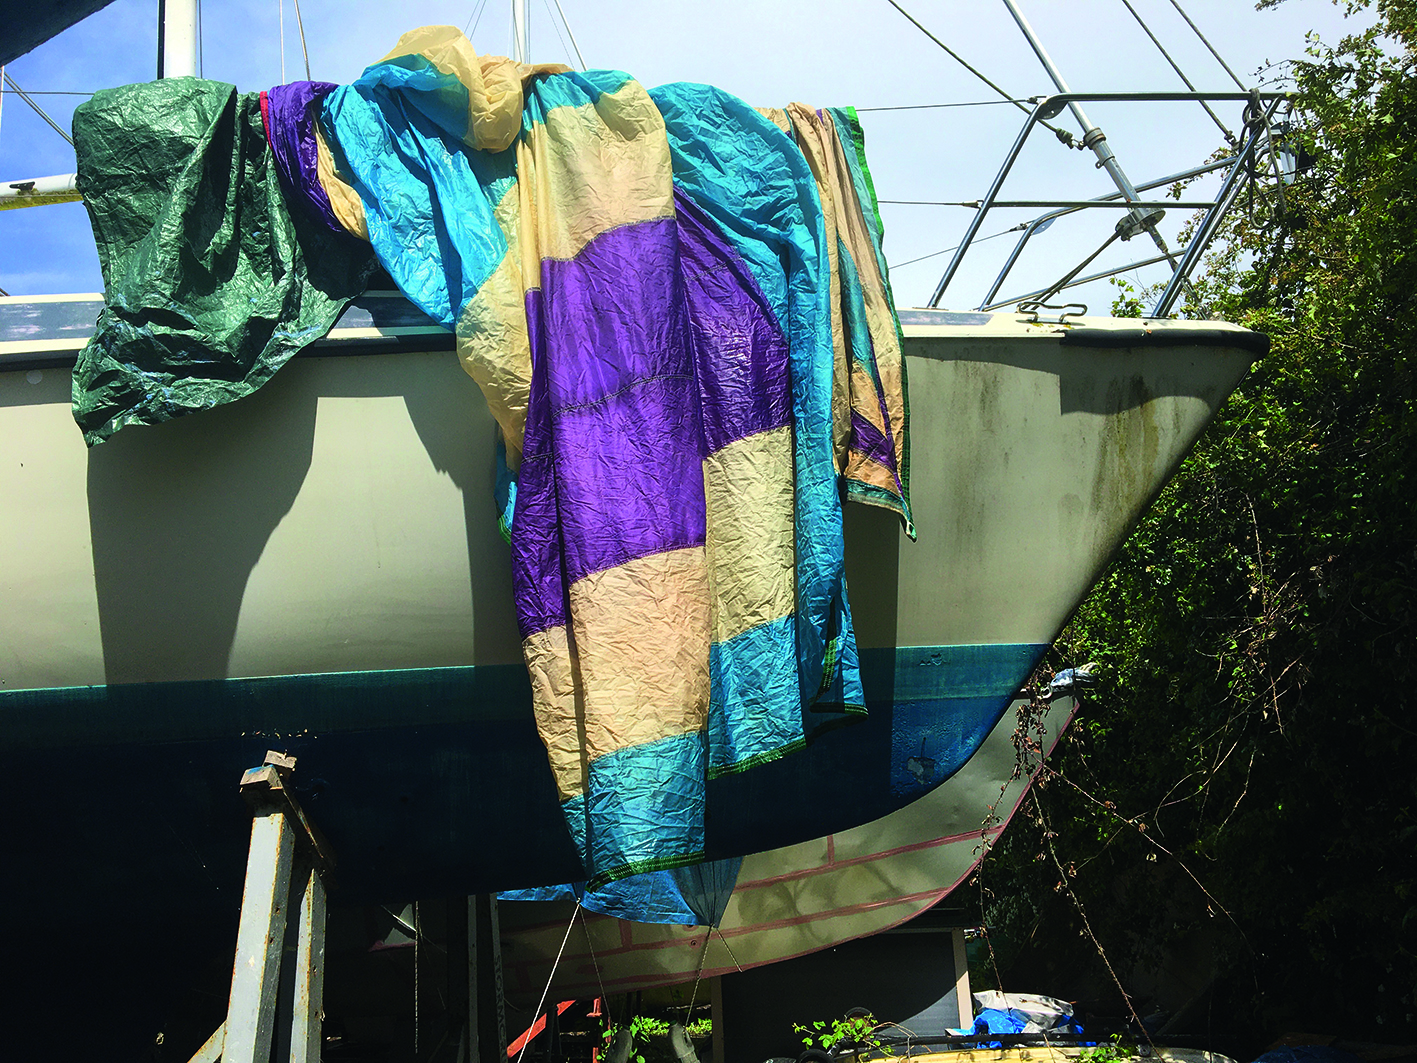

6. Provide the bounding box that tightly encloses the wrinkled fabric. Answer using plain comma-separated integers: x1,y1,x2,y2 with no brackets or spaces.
71,79,377,445
761,104,913,531
320,27,909,901
262,80,348,237
499,855,742,926
811,107,913,532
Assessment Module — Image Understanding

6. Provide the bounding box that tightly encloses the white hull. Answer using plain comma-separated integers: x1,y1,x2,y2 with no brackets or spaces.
1,304,1255,694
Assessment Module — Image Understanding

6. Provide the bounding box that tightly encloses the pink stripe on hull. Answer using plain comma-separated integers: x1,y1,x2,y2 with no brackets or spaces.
533,887,950,997
503,704,1078,996
735,827,992,891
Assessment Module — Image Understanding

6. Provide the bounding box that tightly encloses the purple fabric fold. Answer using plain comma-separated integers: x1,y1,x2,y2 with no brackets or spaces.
676,190,792,454
542,218,686,411
512,289,568,639
510,196,796,640
850,410,900,473
553,373,707,584
264,81,347,237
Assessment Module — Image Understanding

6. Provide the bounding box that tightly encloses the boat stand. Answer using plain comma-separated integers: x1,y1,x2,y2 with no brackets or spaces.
188,752,334,1063
436,894,510,1062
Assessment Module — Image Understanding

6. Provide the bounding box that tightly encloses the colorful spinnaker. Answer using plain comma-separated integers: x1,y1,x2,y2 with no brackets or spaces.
319,28,912,895
68,26,913,918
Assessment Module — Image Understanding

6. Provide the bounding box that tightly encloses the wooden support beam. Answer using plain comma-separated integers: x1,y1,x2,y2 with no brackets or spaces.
287,859,327,1063
223,803,297,1062
187,1021,224,1063
190,752,334,1063
952,927,972,1029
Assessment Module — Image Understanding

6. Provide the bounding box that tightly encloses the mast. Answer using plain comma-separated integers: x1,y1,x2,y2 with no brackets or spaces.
999,0,1163,243
512,0,529,63
157,0,200,79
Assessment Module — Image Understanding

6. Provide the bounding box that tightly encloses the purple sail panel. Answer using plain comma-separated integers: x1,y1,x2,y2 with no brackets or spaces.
264,81,348,237
675,190,792,454
511,289,569,639
541,218,689,412
849,410,901,475
552,372,707,585
532,214,708,585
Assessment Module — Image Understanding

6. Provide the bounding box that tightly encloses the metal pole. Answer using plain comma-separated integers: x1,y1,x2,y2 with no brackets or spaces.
1149,99,1280,317
981,248,1179,312
159,0,199,78
286,860,327,1063
223,803,296,1062
978,154,1239,309
999,0,1162,242
0,173,80,211
512,0,529,62
928,101,1046,307
981,215,1057,311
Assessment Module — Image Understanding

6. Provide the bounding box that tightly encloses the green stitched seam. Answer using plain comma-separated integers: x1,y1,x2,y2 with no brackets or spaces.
820,636,839,693
585,848,710,891
706,734,809,779
841,105,913,532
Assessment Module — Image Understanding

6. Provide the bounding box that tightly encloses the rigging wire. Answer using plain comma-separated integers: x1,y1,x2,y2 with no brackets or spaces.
549,0,588,71
1033,226,1123,306
278,0,285,84
1166,0,1247,90
888,223,1030,271
679,932,743,1053
1118,0,1233,143
1,73,74,147
882,0,1078,147
515,901,582,1063
291,0,312,80
684,931,713,1031
464,0,494,39
712,926,745,973
857,98,1037,112
541,0,576,70
578,907,615,1025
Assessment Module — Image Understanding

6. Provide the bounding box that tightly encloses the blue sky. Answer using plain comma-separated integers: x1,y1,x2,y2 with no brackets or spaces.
0,0,1370,309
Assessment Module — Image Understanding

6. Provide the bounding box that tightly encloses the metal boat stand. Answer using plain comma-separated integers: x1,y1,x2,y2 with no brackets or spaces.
187,751,334,1063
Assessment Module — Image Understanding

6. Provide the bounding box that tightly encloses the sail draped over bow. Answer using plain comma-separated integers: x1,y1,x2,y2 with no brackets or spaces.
68,26,911,917
317,28,911,894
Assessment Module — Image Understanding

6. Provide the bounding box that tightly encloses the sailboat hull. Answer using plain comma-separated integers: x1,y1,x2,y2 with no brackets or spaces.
0,304,1257,901
0,299,1258,1054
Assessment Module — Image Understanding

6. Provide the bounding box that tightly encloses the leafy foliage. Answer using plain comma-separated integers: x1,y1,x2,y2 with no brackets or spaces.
601,1014,712,1063
972,2,1417,1053
795,1011,895,1057
1080,1035,1139,1063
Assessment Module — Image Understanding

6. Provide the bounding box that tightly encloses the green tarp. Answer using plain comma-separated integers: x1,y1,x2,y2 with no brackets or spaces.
71,78,375,446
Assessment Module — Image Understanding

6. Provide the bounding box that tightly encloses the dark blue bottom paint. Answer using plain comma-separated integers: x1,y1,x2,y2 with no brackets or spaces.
1,642,1043,1058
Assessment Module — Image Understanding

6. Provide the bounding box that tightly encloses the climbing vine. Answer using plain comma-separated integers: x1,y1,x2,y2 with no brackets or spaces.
968,2,1417,1050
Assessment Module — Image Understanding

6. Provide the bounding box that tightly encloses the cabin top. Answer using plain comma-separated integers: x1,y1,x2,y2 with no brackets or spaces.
0,292,1268,373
